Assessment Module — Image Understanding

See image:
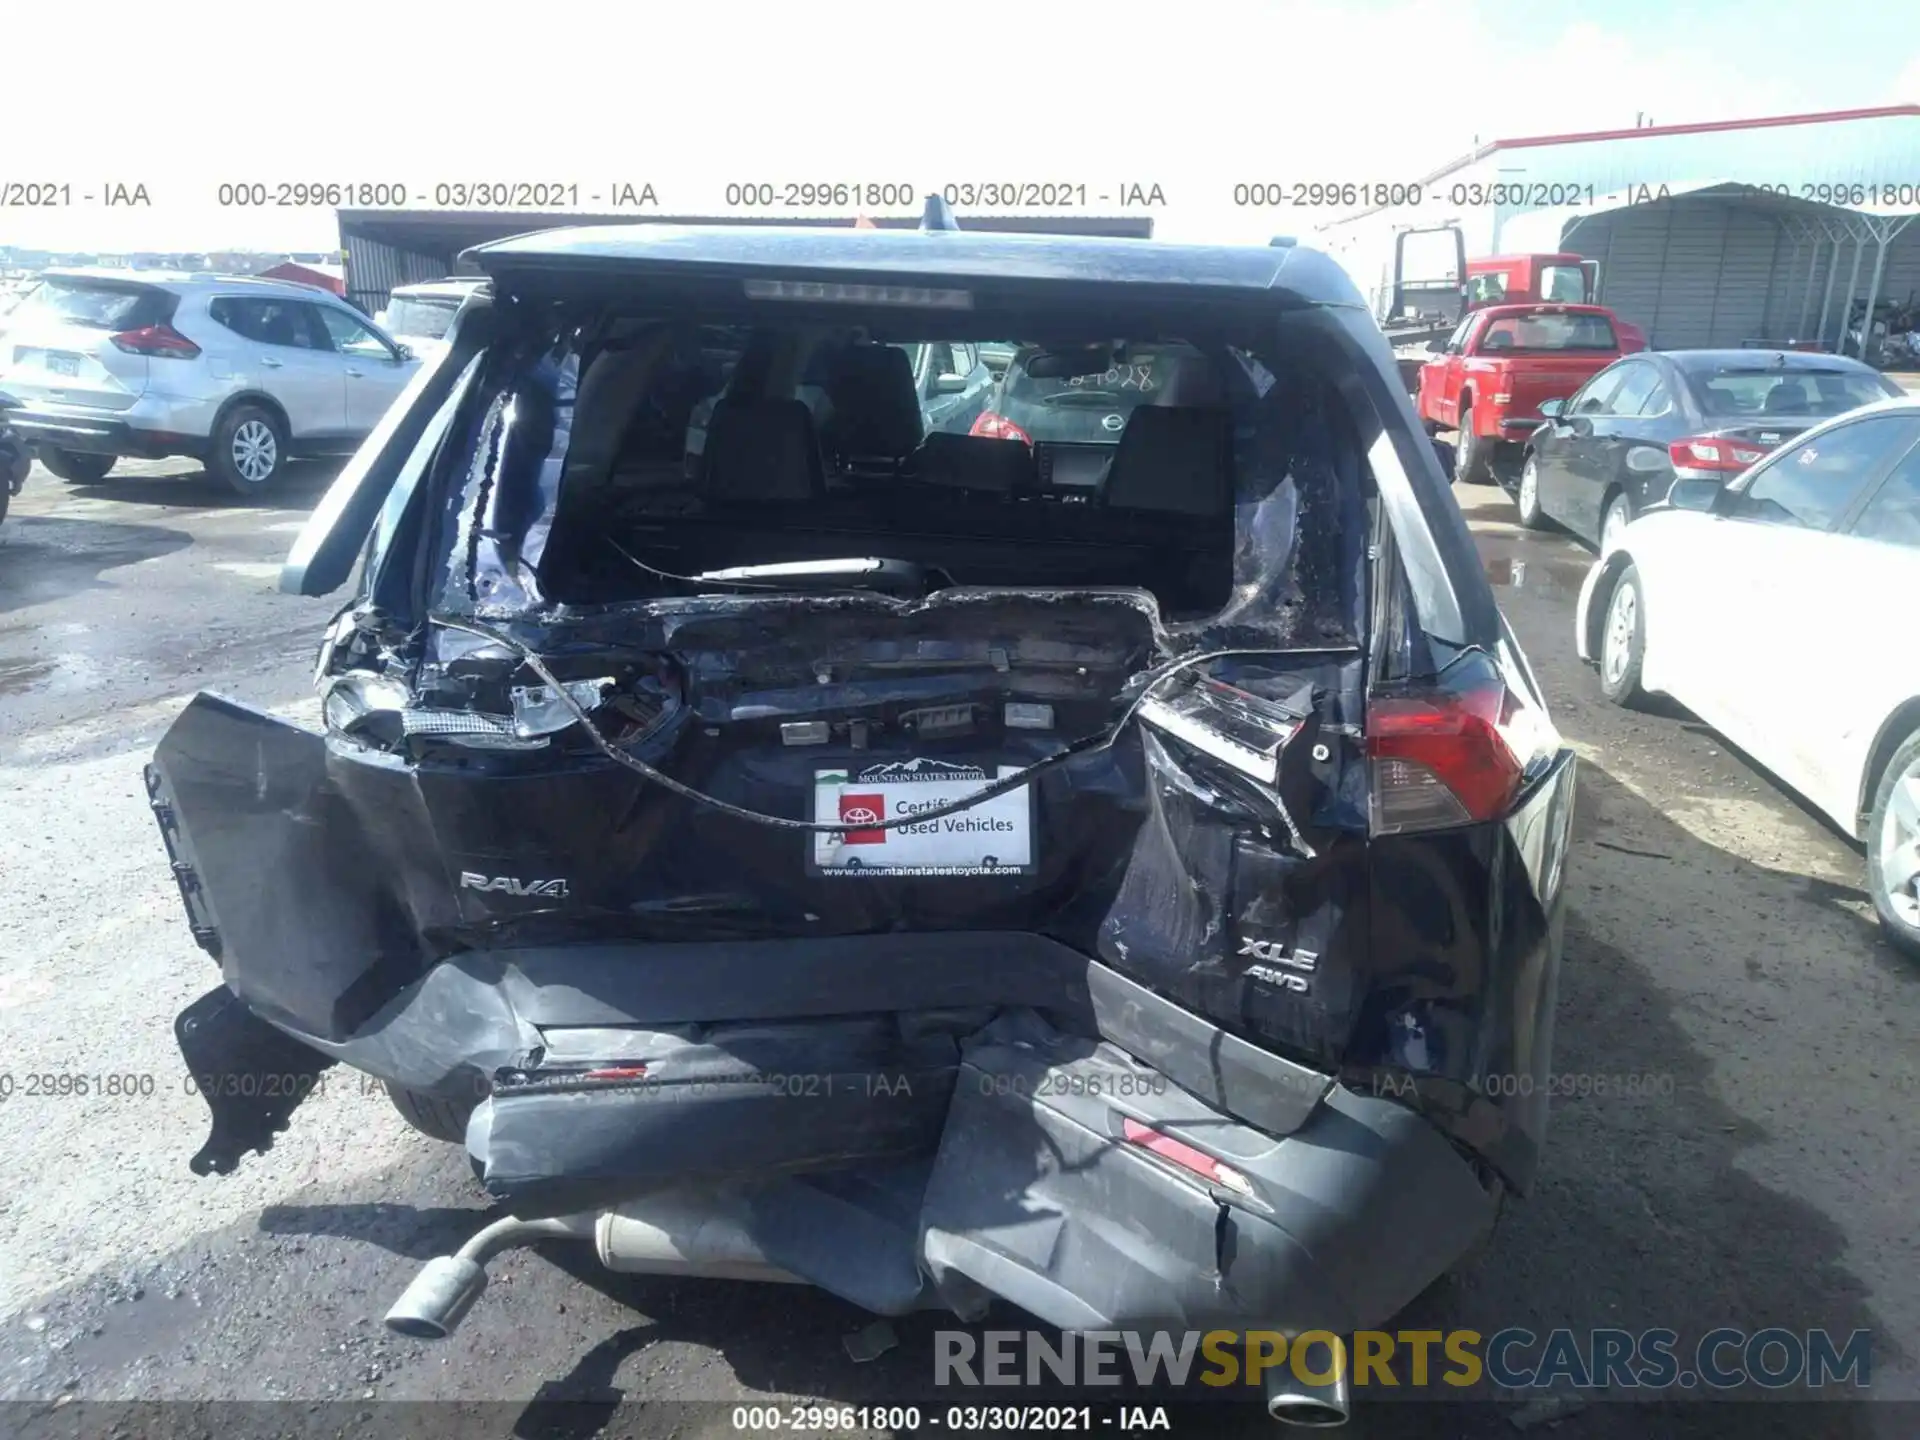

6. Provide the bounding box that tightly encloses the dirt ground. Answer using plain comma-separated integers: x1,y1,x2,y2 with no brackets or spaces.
0,459,1914,1437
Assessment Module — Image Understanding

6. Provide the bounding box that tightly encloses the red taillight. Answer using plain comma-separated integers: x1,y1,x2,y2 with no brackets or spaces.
1668,435,1768,473
1367,683,1534,832
1120,1116,1254,1196
110,323,200,359
968,410,1031,445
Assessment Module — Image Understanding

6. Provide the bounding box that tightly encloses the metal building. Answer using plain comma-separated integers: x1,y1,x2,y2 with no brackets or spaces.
1317,106,1920,354
336,209,1156,317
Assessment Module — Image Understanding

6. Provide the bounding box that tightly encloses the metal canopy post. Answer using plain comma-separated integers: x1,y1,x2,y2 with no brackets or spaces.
1797,229,1824,338
1836,225,1867,352
1815,222,1849,347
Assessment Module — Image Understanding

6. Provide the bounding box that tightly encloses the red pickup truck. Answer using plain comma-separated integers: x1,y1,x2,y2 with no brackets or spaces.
1417,302,1646,484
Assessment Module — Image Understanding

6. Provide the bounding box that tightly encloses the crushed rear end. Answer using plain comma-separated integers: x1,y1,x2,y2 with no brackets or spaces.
147,229,1576,1350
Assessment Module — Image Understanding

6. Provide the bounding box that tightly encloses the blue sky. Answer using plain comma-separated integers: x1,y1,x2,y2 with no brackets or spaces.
4,0,1917,252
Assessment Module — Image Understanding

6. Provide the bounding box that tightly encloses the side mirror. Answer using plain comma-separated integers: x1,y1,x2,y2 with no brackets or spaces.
1425,337,1446,353
931,372,968,396
1667,478,1722,513
1537,397,1565,419
394,343,415,363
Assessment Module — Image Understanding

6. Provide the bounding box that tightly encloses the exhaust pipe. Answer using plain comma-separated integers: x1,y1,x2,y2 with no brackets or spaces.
1263,1351,1351,1428
385,1189,799,1340
384,1214,593,1339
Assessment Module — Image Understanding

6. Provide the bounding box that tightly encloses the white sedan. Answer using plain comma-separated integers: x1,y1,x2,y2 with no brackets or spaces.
1575,395,1920,958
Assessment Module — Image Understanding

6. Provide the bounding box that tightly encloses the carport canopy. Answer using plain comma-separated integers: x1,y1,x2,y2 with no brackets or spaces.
1497,183,1919,355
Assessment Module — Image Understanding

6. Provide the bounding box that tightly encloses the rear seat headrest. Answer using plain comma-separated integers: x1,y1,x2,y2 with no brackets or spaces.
823,344,925,460
701,398,824,502
1103,406,1233,517
917,432,1036,495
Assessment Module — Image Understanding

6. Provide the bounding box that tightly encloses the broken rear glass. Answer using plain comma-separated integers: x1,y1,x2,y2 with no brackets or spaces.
424,302,1372,654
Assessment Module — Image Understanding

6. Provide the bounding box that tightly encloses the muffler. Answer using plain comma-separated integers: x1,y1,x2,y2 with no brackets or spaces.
1263,1349,1351,1428
595,1189,804,1284
384,1189,799,1340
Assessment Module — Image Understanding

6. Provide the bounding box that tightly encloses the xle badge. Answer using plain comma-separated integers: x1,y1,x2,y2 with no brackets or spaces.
1238,936,1317,995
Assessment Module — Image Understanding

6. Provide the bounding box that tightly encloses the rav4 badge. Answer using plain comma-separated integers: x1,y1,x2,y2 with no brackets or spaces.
459,872,570,898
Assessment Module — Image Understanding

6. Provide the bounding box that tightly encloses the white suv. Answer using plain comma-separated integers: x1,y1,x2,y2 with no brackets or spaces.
375,278,486,364
0,270,421,494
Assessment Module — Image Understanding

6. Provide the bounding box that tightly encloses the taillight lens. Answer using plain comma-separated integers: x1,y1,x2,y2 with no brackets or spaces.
968,410,1031,445
1366,658,1555,833
1668,434,1767,474
1120,1116,1255,1196
111,324,200,359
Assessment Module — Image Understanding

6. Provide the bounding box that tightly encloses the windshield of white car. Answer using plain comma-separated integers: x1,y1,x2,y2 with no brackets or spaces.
383,297,462,340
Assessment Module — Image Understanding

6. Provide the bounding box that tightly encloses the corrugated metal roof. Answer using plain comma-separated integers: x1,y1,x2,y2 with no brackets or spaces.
1328,107,1920,232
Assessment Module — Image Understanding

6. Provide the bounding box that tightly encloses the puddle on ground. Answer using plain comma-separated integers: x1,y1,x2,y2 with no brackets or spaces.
0,651,106,699
0,659,55,697
1477,543,1593,599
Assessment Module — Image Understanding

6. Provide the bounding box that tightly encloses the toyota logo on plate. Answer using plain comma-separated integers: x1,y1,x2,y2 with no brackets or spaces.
841,805,881,825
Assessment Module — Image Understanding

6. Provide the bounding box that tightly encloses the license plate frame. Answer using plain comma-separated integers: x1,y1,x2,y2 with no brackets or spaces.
45,352,80,377
809,759,1037,878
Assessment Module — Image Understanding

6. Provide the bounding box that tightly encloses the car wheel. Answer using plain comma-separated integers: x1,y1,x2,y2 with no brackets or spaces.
212,404,287,495
1867,729,1920,960
383,1082,476,1144
39,447,116,484
1516,453,1550,529
1454,411,1492,485
1600,494,1632,555
1598,563,1648,707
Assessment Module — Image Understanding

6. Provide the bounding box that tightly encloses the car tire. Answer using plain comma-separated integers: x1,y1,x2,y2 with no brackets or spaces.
39,447,116,484
211,403,288,495
1597,563,1648,708
1454,411,1492,485
1516,452,1550,529
383,1082,476,1144
1600,493,1632,555
1866,728,1920,961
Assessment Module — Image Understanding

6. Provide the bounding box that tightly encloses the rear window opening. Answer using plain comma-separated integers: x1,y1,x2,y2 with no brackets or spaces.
1477,311,1616,352
428,296,1376,649
1685,366,1899,418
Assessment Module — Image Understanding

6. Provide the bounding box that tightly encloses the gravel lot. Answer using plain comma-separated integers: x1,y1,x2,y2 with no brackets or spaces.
0,456,1914,1438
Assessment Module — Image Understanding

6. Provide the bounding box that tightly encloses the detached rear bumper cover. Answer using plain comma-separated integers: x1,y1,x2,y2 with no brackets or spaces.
170,954,1495,1332
146,680,1530,1331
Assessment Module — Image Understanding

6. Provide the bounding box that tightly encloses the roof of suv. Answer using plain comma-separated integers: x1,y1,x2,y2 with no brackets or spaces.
463,226,1365,305
41,267,350,300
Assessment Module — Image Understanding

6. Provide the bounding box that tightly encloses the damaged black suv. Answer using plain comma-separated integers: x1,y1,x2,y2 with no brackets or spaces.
148,221,1576,1409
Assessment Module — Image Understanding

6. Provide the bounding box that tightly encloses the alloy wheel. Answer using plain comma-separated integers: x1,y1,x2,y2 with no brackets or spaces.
232,420,278,484
1602,582,1637,689
1877,757,1920,929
